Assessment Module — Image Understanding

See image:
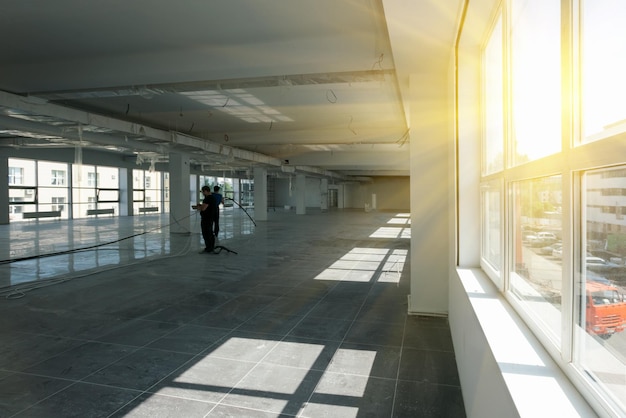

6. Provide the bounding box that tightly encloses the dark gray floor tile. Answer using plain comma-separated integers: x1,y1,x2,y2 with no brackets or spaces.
398,347,461,386
191,295,276,329
402,324,454,352
141,303,214,324
393,380,466,418
288,316,353,341
83,348,194,391
405,314,450,329
243,284,292,298
15,382,139,418
327,342,401,379
94,319,180,347
0,308,120,340
109,392,216,417
0,374,73,417
23,341,137,380
263,295,322,317
179,290,236,308
147,324,231,354
306,300,364,320
236,311,305,336
191,308,252,329
223,363,324,416
343,319,405,347
355,303,407,325
0,334,84,371
303,373,396,418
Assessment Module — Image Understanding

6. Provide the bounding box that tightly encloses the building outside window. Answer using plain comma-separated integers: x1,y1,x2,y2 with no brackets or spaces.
479,0,626,414
8,166,23,185
134,169,162,214
51,197,65,212
51,170,66,186
74,165,119,218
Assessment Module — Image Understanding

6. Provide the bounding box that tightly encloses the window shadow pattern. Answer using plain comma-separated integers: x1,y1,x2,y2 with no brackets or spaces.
0,210,464,417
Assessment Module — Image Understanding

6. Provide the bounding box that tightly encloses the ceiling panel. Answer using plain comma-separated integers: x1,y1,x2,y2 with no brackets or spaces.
0,0,463,178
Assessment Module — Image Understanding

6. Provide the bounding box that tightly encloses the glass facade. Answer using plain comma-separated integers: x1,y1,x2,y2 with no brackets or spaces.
480,0,626,412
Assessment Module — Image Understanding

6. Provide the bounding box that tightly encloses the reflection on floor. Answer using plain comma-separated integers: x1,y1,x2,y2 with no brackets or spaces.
0,208,465,417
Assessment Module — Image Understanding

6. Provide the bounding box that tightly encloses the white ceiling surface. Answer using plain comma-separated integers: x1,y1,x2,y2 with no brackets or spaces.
0,0,462,179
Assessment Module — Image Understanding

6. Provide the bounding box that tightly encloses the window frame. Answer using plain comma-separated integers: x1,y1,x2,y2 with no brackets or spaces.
477,0,626,414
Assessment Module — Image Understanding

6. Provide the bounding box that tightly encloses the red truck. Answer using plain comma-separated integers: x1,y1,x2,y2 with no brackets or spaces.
586,281,626,339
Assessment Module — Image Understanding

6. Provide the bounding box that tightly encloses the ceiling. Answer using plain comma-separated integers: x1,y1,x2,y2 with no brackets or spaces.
0,0,462,180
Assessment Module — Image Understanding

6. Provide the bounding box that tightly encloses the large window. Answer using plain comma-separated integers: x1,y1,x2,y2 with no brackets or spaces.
133,169,163,214
480,0,626,413
73,164,119,218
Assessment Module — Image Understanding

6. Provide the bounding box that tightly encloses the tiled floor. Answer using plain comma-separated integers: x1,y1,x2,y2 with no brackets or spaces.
0,208,465,417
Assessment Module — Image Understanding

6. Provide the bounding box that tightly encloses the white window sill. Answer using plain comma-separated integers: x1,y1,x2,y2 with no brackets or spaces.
451,268,598,417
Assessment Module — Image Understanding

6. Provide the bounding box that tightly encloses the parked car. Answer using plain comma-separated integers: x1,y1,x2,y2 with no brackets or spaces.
527,231,558,247
538,242,561,256
551,243,563,258
585,256,623,274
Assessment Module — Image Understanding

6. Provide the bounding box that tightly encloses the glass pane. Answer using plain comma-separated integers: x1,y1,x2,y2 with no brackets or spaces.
97,166,119,188
510,0,561,164
8,158,35,186
581,1,626,143
482,181,502,282
38,161,67,186
133,170,144,189
512,176,563,343
98,190,119,202
73,164,96,187
578,166,626,410
73,187,96,204
9,188,36,204
483,14,504,174
133,190,145,202
38,188,69,218
72,203,92,219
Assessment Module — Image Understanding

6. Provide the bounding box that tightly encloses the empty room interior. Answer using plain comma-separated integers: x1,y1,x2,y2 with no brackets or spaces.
1,1,625,417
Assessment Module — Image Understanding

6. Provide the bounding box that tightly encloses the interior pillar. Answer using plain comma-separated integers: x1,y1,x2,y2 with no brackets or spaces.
118,168,129,217
169,152,191,234
254,167,268,221
320,178,328,211
0,156,8,224
408,73,451,316
296,174,306,215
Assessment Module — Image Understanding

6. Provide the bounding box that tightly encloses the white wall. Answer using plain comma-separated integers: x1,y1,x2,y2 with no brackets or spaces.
273,176,408,210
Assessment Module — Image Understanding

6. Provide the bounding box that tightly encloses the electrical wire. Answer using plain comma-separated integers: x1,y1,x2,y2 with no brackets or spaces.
0,211,195,265
1,200,254,297
225,197,257,226
1,211,200,298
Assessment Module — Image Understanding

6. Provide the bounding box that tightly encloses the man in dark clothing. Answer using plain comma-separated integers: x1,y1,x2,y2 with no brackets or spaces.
193,186,218,252
212,185,223,237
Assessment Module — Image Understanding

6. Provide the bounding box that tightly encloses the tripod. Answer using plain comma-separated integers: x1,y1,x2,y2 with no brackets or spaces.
213,245,238,254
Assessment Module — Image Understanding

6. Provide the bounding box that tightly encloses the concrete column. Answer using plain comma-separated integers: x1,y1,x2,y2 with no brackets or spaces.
296,174,306,215
408,73,451,316
320,178,328,211
254,166,268,221
125,168,134,216
337,184,345,209
0,156,8,224
118,168,129,216
169,152,191,234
